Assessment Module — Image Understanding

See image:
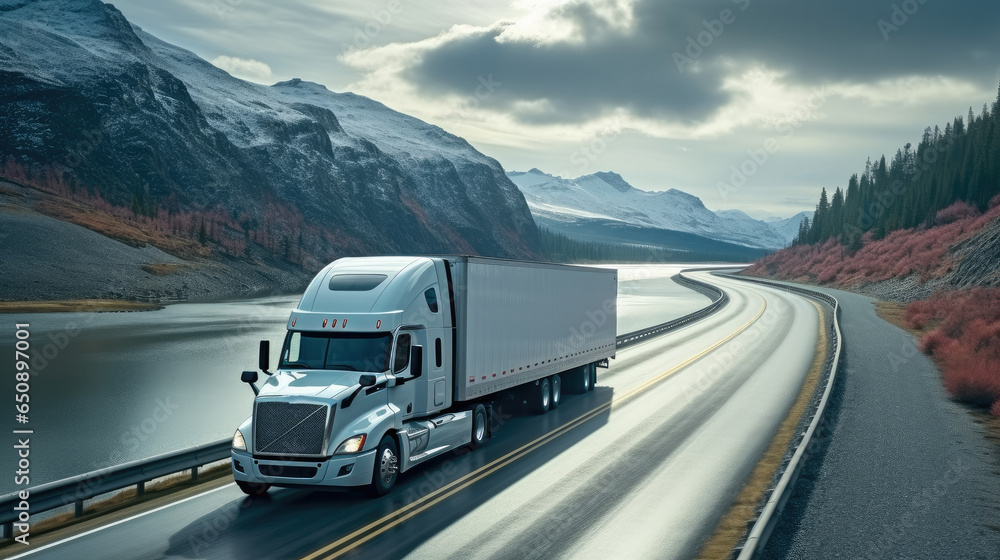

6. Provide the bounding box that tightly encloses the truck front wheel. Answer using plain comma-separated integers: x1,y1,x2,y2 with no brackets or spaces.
236,480,270,497
369,435,399,496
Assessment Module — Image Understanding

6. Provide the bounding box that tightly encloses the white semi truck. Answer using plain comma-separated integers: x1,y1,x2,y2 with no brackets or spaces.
231,256,617,496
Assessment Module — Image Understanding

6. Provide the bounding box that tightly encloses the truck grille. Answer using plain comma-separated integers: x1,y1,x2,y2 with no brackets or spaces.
254,401,330,457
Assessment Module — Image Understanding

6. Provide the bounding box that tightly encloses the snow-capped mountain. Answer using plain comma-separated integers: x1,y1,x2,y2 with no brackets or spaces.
768,211,811,246
0,0,536,259
508,169,788,250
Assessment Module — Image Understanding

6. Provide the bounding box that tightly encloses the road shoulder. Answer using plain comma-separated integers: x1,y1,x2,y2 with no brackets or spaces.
762,287,1000,559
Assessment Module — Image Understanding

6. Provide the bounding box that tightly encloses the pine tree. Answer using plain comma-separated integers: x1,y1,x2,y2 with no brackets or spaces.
830,187,845,239
810,188,829,243
798,86,1000,248
796,217,811,245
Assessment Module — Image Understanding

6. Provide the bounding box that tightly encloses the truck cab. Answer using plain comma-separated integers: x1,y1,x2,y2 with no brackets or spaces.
231,257,479,496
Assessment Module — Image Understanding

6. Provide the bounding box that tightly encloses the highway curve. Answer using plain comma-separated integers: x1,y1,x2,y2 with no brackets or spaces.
5,272,824,560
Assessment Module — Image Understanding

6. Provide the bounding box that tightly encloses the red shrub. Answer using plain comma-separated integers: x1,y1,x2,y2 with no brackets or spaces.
909,288,1000,411
935,200,980,224
991,398,1000,417
918,330,954,355
940,354,1000,408
747,206,1000,288
960,319,1000,357
990,192,1000,209
816,263,842,283
905,299,939,329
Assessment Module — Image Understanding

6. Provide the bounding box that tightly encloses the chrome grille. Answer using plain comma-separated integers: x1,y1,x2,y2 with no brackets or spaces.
254,401,330,456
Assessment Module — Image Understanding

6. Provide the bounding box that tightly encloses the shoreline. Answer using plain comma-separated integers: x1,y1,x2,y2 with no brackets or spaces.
0,299,164,314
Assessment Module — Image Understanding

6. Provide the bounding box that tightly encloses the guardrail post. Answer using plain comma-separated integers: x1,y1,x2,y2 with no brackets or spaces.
137,481,145,497
191,467,198,482
75,499,84,517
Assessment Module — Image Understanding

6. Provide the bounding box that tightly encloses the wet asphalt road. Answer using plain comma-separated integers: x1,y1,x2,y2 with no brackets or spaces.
4,272,822,560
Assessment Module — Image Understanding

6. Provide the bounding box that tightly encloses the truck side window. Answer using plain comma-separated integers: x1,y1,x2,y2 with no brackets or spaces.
393,333,411,373
424,288,438,313
435,338,442,368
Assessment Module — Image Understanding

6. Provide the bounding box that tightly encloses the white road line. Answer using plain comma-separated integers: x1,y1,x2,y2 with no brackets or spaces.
6,483,236,559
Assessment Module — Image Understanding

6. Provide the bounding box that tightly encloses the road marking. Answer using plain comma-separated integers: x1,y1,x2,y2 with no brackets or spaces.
695,297,826,559
6,483,235,559
302,290,768,560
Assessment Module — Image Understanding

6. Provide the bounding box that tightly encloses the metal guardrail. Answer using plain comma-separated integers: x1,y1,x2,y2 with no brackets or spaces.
1,440,231,538
0,269,732,540
616,271,730,350
720,274,844,560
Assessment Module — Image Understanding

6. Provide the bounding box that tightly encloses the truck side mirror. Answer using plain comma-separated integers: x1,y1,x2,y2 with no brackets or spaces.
258,340,271,374
410,346,422,379
343,374,378,409
241,370,260,396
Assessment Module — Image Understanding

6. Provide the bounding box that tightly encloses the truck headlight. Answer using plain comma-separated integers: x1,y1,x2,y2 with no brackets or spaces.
232,429,247,451
335,434,367,454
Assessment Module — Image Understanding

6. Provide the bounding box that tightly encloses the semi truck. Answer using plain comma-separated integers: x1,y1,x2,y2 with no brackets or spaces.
231,256,617,496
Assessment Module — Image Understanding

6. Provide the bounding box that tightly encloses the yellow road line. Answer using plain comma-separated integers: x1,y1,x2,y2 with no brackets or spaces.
302,291,768,560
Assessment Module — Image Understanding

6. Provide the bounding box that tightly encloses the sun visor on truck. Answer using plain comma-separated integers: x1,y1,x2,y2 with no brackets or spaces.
287,311,404,333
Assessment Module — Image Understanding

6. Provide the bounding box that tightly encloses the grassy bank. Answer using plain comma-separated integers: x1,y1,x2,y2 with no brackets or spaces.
0,299,162,313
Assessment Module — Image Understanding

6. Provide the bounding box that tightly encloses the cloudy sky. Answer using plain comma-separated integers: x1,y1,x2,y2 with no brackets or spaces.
111,0,1000,219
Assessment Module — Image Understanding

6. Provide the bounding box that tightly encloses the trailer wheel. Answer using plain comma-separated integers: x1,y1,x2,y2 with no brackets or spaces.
589,363,597,391
236,481,270,497
568,365,591,394
369,435,399,496
563,366,589,394
549,374,561,409
469,404,488,450
528,377,551,415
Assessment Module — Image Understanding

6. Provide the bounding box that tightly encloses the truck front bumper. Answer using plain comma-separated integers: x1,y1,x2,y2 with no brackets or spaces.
231,449,376,488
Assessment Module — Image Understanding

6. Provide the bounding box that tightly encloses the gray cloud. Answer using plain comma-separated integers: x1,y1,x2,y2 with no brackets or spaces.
407,24,730,124
671,0,1000,81
408,0,1000,125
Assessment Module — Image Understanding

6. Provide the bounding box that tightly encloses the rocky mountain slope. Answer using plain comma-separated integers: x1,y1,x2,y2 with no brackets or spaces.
0,0,538,299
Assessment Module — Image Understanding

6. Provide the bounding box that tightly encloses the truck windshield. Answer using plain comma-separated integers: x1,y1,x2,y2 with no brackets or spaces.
280,331,393,372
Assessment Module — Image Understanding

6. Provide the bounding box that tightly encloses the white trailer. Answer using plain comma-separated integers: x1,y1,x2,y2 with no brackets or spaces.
231,256,617,496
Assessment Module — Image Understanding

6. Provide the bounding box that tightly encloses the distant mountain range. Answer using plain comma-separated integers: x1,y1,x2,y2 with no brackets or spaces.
0,0,537,274
767,211,812,244
507,169,805,250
